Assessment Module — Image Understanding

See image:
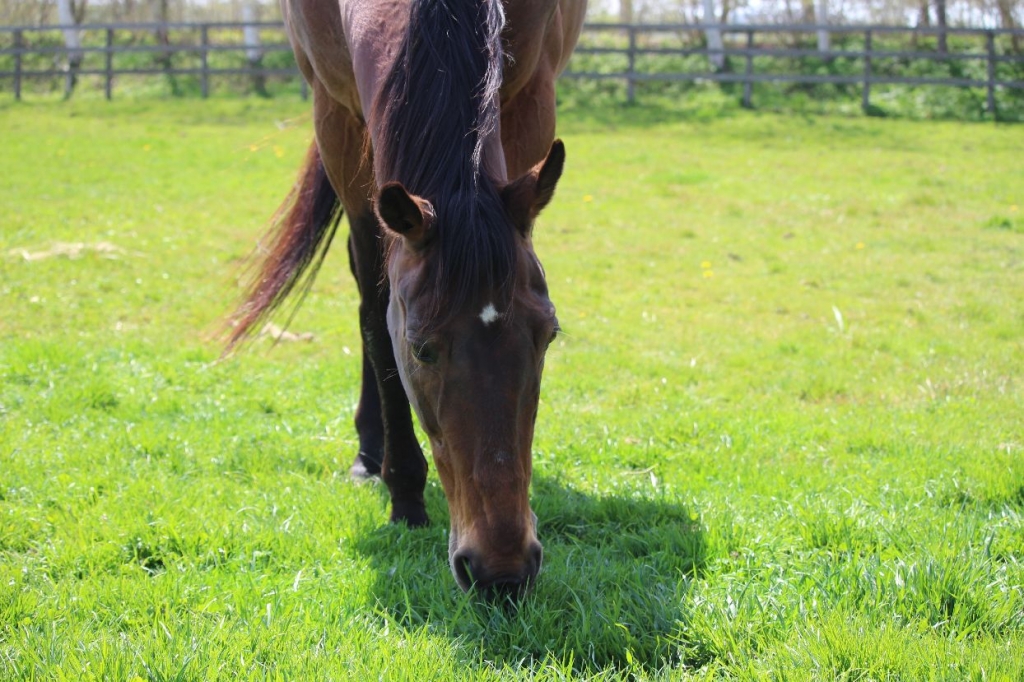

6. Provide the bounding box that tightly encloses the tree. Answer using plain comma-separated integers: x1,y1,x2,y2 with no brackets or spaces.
55,0,86,98
242,2,268,96
702,0,725,70
620,0,633,23
995,0,1021,52
935,0,948,52
150,0,181,93
816,0,830,53
0,0,55,25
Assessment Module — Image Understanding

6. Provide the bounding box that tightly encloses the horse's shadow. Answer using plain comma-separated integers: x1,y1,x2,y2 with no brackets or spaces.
352,475,708,673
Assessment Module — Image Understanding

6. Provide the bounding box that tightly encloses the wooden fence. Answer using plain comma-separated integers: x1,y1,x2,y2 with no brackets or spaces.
569,23,1024,114
0,21,298,100
1,21,1022,114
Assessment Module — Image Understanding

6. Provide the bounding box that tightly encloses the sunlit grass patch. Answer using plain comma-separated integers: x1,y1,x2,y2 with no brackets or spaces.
1,97,1022,679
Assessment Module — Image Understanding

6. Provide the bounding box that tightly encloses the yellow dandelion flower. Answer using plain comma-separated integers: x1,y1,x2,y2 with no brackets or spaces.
249,144,259,152
1011,205,1019,212
856,242,865,250
142,144,151,152
583,195,593,203
273,145,285,159
702,270,714,279
700,260,712,269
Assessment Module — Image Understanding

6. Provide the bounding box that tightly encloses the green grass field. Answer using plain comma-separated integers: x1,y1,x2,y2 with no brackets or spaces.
1,94,1023,680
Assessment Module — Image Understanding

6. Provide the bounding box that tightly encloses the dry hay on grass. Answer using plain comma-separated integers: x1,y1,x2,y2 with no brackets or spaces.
259,322,315,343
10,242,126,261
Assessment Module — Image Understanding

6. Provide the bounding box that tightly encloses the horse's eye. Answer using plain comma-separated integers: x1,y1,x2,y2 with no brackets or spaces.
546,324,562,348
412,340,439,365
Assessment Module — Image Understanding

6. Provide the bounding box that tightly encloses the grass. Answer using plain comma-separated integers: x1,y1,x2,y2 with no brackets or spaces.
1,93,1023,679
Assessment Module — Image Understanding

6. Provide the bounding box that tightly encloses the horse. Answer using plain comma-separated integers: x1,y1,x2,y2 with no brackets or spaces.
227,0,586,599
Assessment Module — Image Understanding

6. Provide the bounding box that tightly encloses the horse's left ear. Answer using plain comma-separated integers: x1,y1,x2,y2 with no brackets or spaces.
502,139,566,236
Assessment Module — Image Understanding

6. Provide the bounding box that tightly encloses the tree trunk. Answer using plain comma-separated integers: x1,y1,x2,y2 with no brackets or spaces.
935,0,947,53
702,0,725,71
112,0,137,21
242,3,268,96
619,0,632,24
913,0,930,47
801,0,816,23
816,0,830,54
995,0,1021,52
153,0,179,94
56,0,84,98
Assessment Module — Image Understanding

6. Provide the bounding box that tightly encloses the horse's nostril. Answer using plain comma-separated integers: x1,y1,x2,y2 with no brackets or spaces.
528,542,543,577
452,543,543,598
452,550,477,590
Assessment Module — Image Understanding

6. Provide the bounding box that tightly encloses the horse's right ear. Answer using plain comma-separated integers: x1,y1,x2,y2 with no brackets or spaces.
502,139,566,236
375,182,435,247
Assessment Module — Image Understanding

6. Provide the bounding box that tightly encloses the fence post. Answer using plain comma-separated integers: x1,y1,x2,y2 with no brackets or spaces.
862,29,872,113
742,30,754,108
105,28,114,100
985,30,996,118
200,24,210,99
13,29,22,101
626,25,636,103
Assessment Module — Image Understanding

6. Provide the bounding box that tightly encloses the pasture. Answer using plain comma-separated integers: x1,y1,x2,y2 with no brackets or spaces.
1,94,1023,679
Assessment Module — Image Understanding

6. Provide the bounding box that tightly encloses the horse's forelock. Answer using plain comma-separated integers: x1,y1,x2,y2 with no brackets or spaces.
429,185,518,326
374,0,516,326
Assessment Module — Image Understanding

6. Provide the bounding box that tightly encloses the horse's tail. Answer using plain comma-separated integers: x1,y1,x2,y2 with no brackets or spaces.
225,141,342,352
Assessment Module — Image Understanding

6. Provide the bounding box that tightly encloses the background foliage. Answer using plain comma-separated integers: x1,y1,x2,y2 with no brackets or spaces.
2,0,1022,121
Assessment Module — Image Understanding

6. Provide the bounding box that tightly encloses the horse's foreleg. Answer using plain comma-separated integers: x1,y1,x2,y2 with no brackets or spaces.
346,235,384,479
312,83,429,526
347,211,429,527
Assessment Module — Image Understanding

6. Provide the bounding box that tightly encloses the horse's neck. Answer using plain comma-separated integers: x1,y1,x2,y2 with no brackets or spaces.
343,0,509,186
340,1,400,129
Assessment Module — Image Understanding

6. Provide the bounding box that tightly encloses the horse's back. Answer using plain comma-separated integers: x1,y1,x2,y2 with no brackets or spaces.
282,0,585,118
281,0,404,114
502,0,586,98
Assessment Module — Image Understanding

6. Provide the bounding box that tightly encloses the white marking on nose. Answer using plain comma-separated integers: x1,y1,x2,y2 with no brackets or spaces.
479,303,499,326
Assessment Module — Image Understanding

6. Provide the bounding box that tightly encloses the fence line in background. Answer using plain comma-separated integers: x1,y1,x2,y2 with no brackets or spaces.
1,21,1022,114
566,22,1024,114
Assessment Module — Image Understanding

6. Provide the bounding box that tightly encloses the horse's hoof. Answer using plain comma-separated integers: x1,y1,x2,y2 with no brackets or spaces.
390,501,430,528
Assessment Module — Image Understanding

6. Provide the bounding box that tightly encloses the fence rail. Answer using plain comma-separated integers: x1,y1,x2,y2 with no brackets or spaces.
0,20,301,100
566,22,1024,113
1,21,1022,114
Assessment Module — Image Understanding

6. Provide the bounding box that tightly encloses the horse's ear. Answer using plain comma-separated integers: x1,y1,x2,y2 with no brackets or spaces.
502,139,566,235
376,182,435,247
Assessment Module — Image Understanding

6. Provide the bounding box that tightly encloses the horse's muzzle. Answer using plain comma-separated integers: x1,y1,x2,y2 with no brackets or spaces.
452,541,543,600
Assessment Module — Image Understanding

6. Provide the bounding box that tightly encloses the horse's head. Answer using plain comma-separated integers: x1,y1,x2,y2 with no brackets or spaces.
375,141,565,598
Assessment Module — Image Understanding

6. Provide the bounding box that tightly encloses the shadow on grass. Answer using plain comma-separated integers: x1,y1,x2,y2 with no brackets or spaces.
352,476,707,674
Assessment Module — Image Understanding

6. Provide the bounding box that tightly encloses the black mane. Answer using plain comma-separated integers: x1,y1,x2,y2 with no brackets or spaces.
374,0,517,321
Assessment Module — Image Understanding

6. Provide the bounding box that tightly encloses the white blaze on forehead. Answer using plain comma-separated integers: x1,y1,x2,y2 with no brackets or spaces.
479,303,499,326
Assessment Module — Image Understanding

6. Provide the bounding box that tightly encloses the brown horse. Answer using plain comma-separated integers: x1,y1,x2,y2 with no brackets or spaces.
228,0,585,598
